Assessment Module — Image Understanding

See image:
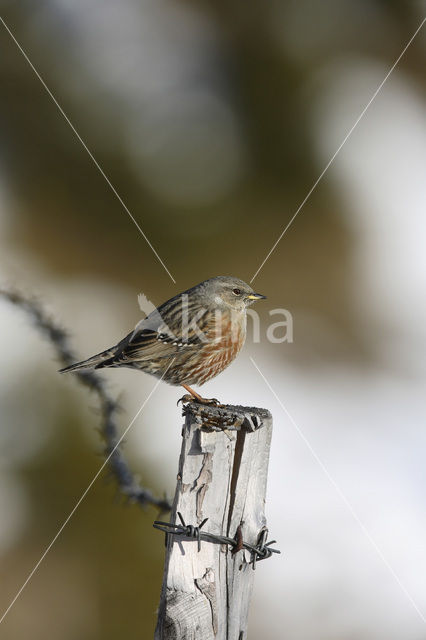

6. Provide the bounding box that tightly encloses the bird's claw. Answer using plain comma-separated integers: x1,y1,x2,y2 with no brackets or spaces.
177,394,223,407
200,397,222,406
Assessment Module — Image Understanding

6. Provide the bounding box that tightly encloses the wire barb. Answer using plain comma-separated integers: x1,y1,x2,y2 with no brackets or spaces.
153,515,280,568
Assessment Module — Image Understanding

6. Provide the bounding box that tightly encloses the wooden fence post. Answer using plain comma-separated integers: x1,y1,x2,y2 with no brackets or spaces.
154,401,274,640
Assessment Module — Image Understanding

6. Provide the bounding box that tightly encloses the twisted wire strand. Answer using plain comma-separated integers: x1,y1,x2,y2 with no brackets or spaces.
153,512,280,568
0,287,172,513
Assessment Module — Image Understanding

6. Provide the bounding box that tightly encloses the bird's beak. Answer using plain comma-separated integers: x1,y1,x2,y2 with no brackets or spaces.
247,293,267,300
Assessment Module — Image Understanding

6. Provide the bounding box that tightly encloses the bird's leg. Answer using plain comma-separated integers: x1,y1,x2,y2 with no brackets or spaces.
179,384,222,406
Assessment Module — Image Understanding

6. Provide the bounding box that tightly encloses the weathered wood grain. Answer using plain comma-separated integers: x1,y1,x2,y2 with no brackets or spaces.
155,402,273,640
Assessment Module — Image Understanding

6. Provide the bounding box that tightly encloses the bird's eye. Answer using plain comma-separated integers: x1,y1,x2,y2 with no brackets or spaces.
232,288,242,296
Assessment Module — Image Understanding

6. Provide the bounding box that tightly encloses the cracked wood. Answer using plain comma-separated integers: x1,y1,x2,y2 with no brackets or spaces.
155,402,273,640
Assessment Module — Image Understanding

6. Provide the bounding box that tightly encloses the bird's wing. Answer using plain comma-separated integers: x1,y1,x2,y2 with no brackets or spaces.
111,328,177,364
106,295,221,366
109,315,206,366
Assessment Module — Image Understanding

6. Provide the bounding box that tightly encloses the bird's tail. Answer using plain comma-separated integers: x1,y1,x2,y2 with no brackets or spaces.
58,347,116,373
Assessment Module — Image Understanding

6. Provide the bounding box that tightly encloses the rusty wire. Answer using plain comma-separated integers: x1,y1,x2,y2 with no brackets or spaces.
153,512,280,568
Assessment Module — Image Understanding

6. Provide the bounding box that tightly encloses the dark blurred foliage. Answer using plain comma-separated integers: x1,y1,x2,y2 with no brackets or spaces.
2,410,165,638
0,1,423,332
0,1,424,638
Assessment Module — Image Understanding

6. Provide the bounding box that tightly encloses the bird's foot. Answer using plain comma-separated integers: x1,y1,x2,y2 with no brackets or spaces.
196,396,222,406
177,393,223,407
179,384,224,407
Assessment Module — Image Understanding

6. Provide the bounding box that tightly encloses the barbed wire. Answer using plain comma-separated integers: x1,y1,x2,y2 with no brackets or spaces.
153,512,280,568
0,287,172,513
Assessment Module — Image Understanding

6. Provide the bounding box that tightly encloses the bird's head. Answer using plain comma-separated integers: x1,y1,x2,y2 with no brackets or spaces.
201,276,266,311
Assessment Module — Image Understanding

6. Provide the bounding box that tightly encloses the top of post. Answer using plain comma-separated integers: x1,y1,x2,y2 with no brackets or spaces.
181,401,272,432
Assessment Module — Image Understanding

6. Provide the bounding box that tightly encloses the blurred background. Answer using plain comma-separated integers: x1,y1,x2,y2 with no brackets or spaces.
1,1,425,638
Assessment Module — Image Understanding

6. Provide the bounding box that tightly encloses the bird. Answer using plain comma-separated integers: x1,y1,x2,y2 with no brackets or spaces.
59,276,266,404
